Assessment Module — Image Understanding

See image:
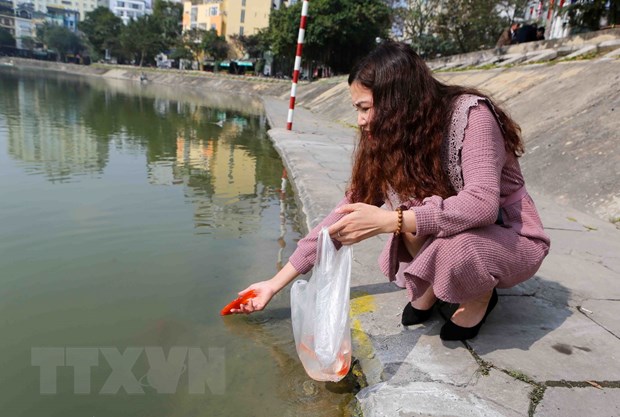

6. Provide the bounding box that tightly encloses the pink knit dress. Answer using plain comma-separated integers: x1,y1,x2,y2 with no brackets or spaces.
288,95,550,303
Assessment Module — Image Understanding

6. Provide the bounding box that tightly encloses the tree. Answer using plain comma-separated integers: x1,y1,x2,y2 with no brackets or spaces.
171,27,205,68
37,23,84,61
264,2,299,68
121,15,162,66
266,0,391,74
495,0,531,22
434,0,506,54
81,7,123,60
201,29,229,61
0,28,16,48
229,32,269,59
563,0,619,33
391,0,442,57
152,0,183,50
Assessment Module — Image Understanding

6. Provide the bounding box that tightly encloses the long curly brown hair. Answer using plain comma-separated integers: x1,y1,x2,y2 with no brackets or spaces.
347,41,524,205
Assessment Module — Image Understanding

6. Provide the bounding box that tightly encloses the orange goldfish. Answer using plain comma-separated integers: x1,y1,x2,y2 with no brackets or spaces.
220,290,257,316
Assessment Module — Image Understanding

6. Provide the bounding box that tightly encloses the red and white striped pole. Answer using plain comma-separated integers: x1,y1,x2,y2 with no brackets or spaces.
286,0,310,130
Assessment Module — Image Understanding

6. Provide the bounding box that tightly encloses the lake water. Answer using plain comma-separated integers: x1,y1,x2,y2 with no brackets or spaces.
0,68,356,417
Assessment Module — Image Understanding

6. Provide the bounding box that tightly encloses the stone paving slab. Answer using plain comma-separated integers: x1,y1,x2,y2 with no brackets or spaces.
469,296,620,382
357,371,532,417
471,369,533,415
535,387,620,417
580,299,620,338
371,320,481,387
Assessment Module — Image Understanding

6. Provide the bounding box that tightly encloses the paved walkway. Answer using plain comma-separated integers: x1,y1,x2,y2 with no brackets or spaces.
263,97,620,417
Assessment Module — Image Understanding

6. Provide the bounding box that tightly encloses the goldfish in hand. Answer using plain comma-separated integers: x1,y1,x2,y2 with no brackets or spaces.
220,290,257,315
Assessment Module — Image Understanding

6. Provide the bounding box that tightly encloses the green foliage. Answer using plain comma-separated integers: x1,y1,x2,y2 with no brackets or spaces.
495,0,532,22
175,28,204,63
172,28,229,67
392,0,442,56
121,15,162,66
229,32,269,59
266,0,391,74
152,0,183,49
435,0,506,54
563,0,617,33
391,0,528,58
201,29,229,61
82,2,182,64
169,45,193,62
0,28,16,48
81,7,123,58
264,3,298,59
37,23,84,61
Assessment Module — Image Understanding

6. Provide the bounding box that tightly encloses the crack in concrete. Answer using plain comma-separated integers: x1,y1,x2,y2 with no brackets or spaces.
544,227,586,232
577,306,620,340
466,335,620,417
464,342,546,416
545,380,620,388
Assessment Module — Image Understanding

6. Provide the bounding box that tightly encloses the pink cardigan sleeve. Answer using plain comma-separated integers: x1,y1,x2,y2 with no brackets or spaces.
288,196,350,274
412,103,507,238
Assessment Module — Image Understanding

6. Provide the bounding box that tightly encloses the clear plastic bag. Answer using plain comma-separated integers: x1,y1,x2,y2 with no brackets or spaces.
290,227,352,382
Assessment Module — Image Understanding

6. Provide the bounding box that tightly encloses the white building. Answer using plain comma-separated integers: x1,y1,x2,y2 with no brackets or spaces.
14,15,35,48
105,0,152,25
14,0,99,20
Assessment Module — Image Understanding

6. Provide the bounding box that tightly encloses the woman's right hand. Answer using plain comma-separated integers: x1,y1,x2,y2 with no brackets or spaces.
229,281,277,314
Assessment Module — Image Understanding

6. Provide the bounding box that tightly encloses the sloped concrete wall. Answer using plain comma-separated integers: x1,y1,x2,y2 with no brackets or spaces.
293,60,620,222
3,55,618,221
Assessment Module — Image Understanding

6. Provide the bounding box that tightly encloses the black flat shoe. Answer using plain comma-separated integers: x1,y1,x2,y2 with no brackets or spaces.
402,301,436,326
440,289,498,341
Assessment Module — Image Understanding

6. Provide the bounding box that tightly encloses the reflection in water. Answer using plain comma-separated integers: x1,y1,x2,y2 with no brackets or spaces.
5,77,109,182
0,69,356,417
1,69,285,237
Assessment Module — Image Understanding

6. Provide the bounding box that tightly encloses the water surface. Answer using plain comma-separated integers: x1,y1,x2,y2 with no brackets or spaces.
0,68,354,417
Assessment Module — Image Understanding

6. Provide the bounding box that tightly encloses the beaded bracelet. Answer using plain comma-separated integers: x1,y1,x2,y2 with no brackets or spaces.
394,207,403,236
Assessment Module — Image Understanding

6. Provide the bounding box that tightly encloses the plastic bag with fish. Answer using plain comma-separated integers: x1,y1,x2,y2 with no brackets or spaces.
290,227,352,382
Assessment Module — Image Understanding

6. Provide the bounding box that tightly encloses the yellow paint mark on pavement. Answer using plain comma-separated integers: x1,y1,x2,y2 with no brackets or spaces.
350,291,376,316
350,291,376,359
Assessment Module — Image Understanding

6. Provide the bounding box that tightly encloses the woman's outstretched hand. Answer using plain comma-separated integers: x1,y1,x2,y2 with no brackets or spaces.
328,203,397,245
228,281,277,315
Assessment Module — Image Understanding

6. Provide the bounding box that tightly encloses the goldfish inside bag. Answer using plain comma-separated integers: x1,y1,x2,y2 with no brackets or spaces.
290,228,352,382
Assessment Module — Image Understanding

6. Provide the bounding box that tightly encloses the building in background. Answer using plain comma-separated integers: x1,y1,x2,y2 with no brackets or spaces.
13,0,99,20
182,0,274,39
105,0,153,25
225,0,271,37
46,5,79,31
182,0,222,33
14,3,35,48
0,0,15,36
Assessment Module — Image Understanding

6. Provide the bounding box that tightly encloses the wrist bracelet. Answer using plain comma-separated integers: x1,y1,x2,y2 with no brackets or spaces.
394,207,403,235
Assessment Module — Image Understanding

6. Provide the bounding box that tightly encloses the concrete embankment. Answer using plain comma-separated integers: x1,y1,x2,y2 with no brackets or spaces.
292,60,620,224
3,55,617,224
0,57,292,116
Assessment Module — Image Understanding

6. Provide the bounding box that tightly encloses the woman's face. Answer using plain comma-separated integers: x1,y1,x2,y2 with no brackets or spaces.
350,82,374,131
